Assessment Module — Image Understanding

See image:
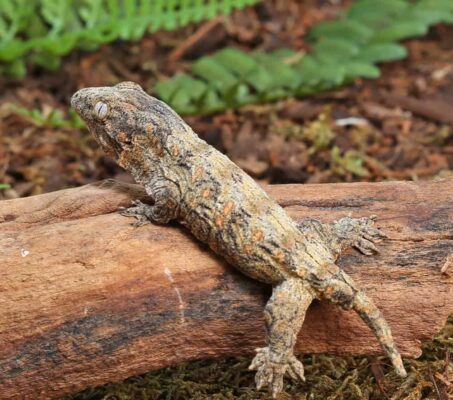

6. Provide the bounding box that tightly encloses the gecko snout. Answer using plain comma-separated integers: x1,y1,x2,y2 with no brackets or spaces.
71,88,92,119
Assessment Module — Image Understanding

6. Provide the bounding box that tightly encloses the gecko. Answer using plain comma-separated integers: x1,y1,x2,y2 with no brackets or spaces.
71,81,407,398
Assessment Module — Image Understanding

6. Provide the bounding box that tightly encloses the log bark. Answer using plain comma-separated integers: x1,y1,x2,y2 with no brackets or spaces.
0,179,452,399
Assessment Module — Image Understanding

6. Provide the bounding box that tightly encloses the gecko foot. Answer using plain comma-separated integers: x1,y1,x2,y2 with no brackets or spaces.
353,216,387,255
249,347,305,398
119,200,153,227
335,215,387,256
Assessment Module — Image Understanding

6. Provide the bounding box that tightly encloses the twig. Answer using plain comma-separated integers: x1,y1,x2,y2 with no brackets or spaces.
169,17,223,62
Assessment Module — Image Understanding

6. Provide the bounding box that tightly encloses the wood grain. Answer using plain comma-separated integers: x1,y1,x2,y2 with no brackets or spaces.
0,179,452,399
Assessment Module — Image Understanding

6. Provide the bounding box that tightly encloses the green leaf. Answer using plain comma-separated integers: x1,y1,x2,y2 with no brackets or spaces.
0,183,11,190
252,51,299,90
2,58,26,77
31,52,61,70
7,103,87,128
313,38,360,63
0,40,30,62
412,0,453,23
174,74,208,101
155,73,209,114
416,0,453,12
192,57,239,93
409,10,447,25
155,74,186,103
316,65,347,88
309,19,374,44
345,62,380,79
331,147,370,177
357,43,408,63
37,33,78,55
347,0,409,28
213,47,272,92
293,55,322,87
371,21,429,42
199,90,228,114
170,91,196,114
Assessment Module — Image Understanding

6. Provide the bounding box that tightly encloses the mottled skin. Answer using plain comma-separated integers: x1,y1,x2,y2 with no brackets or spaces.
71,82,407,398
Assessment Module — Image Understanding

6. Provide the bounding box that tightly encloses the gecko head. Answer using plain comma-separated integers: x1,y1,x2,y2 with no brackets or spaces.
71,81,186,166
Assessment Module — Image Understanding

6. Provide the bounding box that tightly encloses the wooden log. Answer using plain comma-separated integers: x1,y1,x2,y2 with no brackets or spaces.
0,179,452,399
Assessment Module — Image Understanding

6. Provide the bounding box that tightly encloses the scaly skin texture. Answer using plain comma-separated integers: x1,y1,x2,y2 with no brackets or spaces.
71,82,407,398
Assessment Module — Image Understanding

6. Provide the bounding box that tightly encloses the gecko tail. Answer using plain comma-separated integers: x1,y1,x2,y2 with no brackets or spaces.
352,290,407,378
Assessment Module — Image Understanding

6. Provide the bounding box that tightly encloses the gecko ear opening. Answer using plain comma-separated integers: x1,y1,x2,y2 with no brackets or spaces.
115,81,144,91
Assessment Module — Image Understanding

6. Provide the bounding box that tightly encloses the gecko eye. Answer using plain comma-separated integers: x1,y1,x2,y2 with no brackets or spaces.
94,101,109,120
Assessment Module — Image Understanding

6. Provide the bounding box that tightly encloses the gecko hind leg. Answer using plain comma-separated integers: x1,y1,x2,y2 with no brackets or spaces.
249,278,313,398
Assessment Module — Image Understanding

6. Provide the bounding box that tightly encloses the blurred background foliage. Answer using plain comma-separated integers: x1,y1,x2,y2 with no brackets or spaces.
1,0,452,115
156,0,453,114
0,0,259,76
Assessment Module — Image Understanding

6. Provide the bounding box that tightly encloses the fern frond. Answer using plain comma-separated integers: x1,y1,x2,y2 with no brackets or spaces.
155,0,453,115
0,0,261,76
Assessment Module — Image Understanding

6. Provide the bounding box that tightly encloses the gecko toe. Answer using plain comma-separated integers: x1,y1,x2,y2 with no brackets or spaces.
354,237,380,255
288,355,305,382
250,347,304,397
119,199,154,226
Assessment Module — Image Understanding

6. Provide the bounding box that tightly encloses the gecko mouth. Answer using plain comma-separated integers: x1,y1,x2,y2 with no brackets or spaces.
94,130,123,160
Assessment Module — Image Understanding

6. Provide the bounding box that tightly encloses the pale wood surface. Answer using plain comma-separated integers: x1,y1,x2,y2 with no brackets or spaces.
0,179,452,399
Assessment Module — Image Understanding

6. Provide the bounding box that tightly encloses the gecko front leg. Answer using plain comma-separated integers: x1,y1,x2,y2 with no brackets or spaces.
299,215,386,259
249,278,313,398
121,176,181,225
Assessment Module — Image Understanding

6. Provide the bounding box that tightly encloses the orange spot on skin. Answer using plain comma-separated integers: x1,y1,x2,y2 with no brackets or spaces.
297,268,307,278
253,230,263,241
192,166,204,182
146,124,154,134
215,216,224,227
244,244,253,254
144,133,163,156
223,201,233,216
172,146,180,157
324,286,334,296
275,251,285,263
202,189,210,198
132,135,144,145
117,132,128,143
